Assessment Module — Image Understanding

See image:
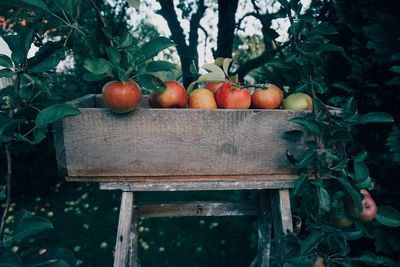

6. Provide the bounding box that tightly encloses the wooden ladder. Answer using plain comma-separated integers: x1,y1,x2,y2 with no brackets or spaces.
100,178,294,267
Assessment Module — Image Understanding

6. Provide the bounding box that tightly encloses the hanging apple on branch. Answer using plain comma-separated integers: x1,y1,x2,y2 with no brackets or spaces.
83,28,176,113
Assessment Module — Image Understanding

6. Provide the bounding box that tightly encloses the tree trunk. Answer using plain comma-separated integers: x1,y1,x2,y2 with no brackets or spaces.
214,0,240,59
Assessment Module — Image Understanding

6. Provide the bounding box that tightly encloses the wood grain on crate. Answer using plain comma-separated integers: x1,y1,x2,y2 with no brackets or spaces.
53,94,308,181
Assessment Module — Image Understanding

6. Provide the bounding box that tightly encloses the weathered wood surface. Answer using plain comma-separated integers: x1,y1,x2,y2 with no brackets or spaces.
138,201,258,217
113,192,136,267
271,189,293,267
54,94,308,181
99,178,294,191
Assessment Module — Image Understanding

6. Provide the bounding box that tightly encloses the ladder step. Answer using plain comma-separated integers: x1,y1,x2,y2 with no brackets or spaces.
138,201,258,218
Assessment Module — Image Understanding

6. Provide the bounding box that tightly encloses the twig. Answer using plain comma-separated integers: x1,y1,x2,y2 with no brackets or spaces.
89,0,107,28
0,143,12,239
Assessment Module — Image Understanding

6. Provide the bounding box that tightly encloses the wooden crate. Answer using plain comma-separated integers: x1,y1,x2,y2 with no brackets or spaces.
53,94,308,185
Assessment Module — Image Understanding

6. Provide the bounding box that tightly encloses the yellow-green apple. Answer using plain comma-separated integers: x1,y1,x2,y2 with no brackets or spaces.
189,88,217,109
102,80,142,113
331,212,353,228
251,84,284,109
148,80,188,108
215,83,251,109
204,82,224,94
283,92,313,110
346,190,378,222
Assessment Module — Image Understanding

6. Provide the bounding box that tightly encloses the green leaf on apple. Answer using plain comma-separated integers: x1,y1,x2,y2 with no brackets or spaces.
222,58,232,77
134,73,166,92
318,187,331,212
375,206,400,227
201,63,226,80
83,73,107,82
353,160,369,183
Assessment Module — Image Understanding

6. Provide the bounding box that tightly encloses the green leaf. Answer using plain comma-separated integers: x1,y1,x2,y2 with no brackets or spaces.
318,44,344,53
106,47,121,65
319,187,330,212
358,112,394,124
353,161,369,183
335,177,363,215
0,247,22,267
354,151,368,162
3,0,49,11
83,58,112,76
119,32,133,48
82,73,107,82
375,206,400,227
29,48,65,73
13,216,53,243
331,159,348,171
0,69,14,78
297,149,317,167
201,64,226,79
126,0,140,9
0,55,13,68
390,66,400,73
135,74,166,92
289,117,320,134
0,114,24,142
300,231,322,255
140,37,175,62
283,130,304,140
350,252,394,266
222,58,232,77
145,61,176,72
292,175,308,196
312,23,338,35
342,97,357,118
35,103,80,129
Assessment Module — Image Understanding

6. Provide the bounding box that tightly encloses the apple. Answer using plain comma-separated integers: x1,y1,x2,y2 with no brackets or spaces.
148,80,188,108
102,80,142,113
331,212,353,228
251,84,284,109
215,83,251,109
313,255,325,267
204,82,224,94
345,190,378,222
282,92,313,110
189,88,217,109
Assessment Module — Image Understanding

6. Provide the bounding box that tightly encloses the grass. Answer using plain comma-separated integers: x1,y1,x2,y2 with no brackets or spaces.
12,182,258,267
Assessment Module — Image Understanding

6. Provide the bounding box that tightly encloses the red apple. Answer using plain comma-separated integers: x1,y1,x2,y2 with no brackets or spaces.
215,83,251,109
345,190,378,222
189,88,217,109
148,80,188,108
204,82,224,94
251,84,284,109
282,92,313,110
102,80,142,113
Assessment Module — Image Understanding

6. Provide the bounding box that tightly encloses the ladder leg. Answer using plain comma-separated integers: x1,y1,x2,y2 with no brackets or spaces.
113,191,137,267
129,196,139,267
250,190,272,267
271,189,293,267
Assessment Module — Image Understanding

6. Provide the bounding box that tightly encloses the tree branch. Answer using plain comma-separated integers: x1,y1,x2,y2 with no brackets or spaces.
188,0,206,68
